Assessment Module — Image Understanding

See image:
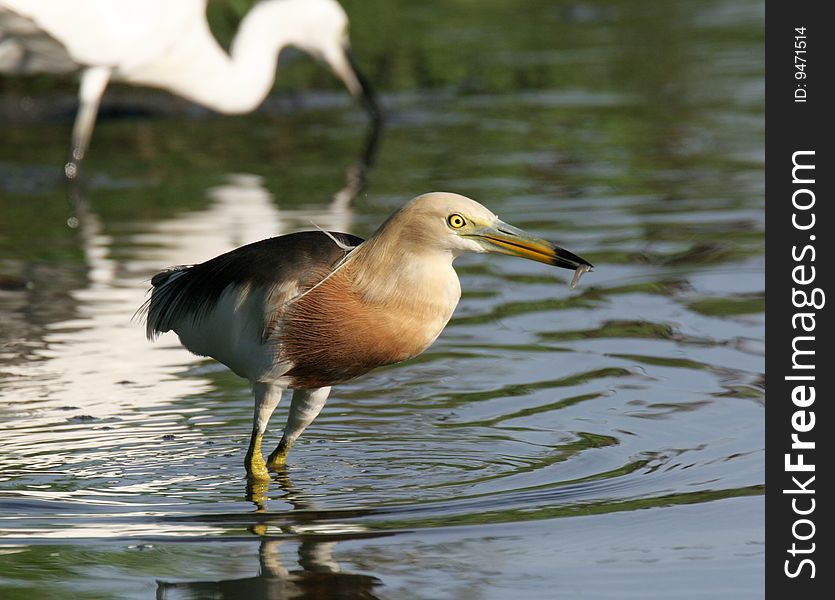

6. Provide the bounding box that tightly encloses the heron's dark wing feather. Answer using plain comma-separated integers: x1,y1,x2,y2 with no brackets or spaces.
142,231,363,340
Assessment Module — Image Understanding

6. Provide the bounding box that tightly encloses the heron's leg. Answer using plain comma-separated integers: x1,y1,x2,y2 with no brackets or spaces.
245,382,284,481
65,66,111,182
267,387,331,469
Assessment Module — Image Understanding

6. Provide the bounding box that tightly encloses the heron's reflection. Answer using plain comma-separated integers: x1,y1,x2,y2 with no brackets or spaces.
157,548,381,600
157,470,384,600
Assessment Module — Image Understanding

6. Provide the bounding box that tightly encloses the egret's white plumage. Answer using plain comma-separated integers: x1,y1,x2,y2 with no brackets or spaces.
0,0,378,178
142,193,593,480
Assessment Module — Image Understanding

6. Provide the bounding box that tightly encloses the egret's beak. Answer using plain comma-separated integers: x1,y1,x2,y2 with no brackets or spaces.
466,221,594,272
326,43,381,123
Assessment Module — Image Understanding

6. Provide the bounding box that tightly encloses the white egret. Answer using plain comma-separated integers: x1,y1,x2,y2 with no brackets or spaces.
0,0,379,180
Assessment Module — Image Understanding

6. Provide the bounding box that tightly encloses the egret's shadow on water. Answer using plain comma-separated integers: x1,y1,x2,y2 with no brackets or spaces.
65,114,383,230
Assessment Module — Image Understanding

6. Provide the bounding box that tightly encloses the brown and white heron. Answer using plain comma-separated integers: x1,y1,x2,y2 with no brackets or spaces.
142,193,593,481
0,0,379,180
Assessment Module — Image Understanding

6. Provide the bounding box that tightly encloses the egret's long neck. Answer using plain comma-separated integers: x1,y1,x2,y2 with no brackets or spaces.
125,3,290,114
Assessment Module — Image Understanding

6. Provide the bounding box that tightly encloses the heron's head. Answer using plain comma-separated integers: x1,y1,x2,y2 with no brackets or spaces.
268,0,379,120
372,193,594,282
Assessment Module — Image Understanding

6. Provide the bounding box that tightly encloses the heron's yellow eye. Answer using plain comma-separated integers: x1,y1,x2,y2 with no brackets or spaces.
447,213,466,229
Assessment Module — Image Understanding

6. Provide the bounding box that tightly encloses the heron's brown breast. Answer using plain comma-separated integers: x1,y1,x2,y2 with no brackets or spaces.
277,267,449,389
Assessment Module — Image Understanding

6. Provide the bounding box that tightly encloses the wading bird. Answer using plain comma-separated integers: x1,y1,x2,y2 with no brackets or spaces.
0,0,379,181
142,193,593,481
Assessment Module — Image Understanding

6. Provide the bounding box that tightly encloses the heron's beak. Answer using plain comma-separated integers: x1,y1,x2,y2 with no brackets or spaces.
467,221,594,272
327,43,381,123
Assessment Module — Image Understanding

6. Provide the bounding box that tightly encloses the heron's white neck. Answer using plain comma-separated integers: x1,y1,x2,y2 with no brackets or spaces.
123,2,294,114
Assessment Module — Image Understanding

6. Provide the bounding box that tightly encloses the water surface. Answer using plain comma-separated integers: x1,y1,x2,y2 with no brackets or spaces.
1,1,763,597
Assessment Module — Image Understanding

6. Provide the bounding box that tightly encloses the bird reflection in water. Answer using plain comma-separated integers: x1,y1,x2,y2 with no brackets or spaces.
157,472,385,600
67,99,381,233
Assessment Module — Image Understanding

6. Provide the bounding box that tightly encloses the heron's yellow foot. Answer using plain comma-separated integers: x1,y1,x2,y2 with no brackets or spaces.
245,433,271,482
266,438,292,470
246,453,271,482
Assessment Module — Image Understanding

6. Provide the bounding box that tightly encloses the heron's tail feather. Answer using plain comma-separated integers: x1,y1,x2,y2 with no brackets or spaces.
138,266,192,340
